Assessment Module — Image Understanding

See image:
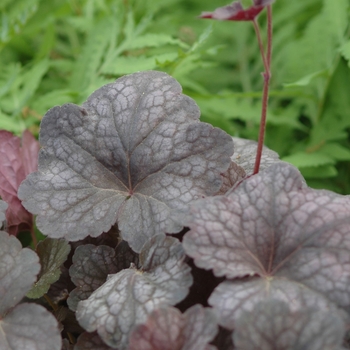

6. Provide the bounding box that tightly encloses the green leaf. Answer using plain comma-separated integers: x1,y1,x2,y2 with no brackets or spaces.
26,237,71,299
101,53,178,76
124,33,188,50
300,165,338,179
320,143,350,161
0,111,25,133
340,40,350,67
282,151,335,168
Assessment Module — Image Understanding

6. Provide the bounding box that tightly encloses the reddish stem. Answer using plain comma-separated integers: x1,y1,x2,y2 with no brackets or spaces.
252,5,272,175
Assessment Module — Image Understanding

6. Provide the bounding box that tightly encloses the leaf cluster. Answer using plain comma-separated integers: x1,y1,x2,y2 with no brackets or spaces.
1,0,349,191
1,69,350,349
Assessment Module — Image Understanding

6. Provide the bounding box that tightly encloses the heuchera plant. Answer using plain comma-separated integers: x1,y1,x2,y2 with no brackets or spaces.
1,1,350,349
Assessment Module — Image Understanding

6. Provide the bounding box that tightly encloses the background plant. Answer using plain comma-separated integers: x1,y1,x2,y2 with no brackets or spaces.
1,0,349,193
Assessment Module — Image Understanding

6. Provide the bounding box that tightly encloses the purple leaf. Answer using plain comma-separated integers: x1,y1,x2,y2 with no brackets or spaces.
0,303,61,350
183,162,350,327
0,231,40,316
218,161,246,195
199,0,275,22
233,300,346,350
18,71,233,252
76,234,192,349
67,242,138,311
129,305,218,350
0,130,39,235
231,137,281,175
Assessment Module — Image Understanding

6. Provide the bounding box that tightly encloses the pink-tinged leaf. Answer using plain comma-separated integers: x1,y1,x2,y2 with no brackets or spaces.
18,71,233,252
76,234,193,349
129,305,218,350
21,130,40,175
199,0,275,22
183,162,350,327
233,300,346,350
0,130,39,235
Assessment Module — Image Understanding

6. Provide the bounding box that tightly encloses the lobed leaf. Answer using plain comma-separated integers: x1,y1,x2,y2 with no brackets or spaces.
233,300,346,350
183,162,350,327
0,303,61,350
67,241,138,311
0,231,40,316
129,305,218,350
26,237,71,299
76,234,192,349
18,70,233,252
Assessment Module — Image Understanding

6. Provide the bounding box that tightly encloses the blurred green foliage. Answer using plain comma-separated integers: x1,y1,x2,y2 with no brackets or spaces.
0,0,349,193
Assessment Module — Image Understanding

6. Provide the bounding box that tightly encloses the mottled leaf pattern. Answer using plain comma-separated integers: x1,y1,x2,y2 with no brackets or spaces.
27,238,71,299
129,305,218,350
76,234,192,349
183,162,350,327
18,71,233,252
231,137,281,175
68,241,138,311
0,303,61,350
0,231,40,316
234,300,346,350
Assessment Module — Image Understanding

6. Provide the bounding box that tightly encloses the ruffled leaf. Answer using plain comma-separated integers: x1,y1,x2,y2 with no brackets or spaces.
129,305,218,350
0,303,61,350
76,234,192,349
183,162,350,327
0,231,40,316
233,300,346,350
18,71,233,252
67,241,138,311
27,237,71,299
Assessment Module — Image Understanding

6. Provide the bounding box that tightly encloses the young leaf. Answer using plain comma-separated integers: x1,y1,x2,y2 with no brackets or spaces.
129,305,218,350
200,0,275,22
26,237,71,299
0,303,62,350
183,162,350,328
18,71,233,252
233,300,346,350
76,234,193,349
0,130,39,235
0,230,40,316
67,241,138,311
